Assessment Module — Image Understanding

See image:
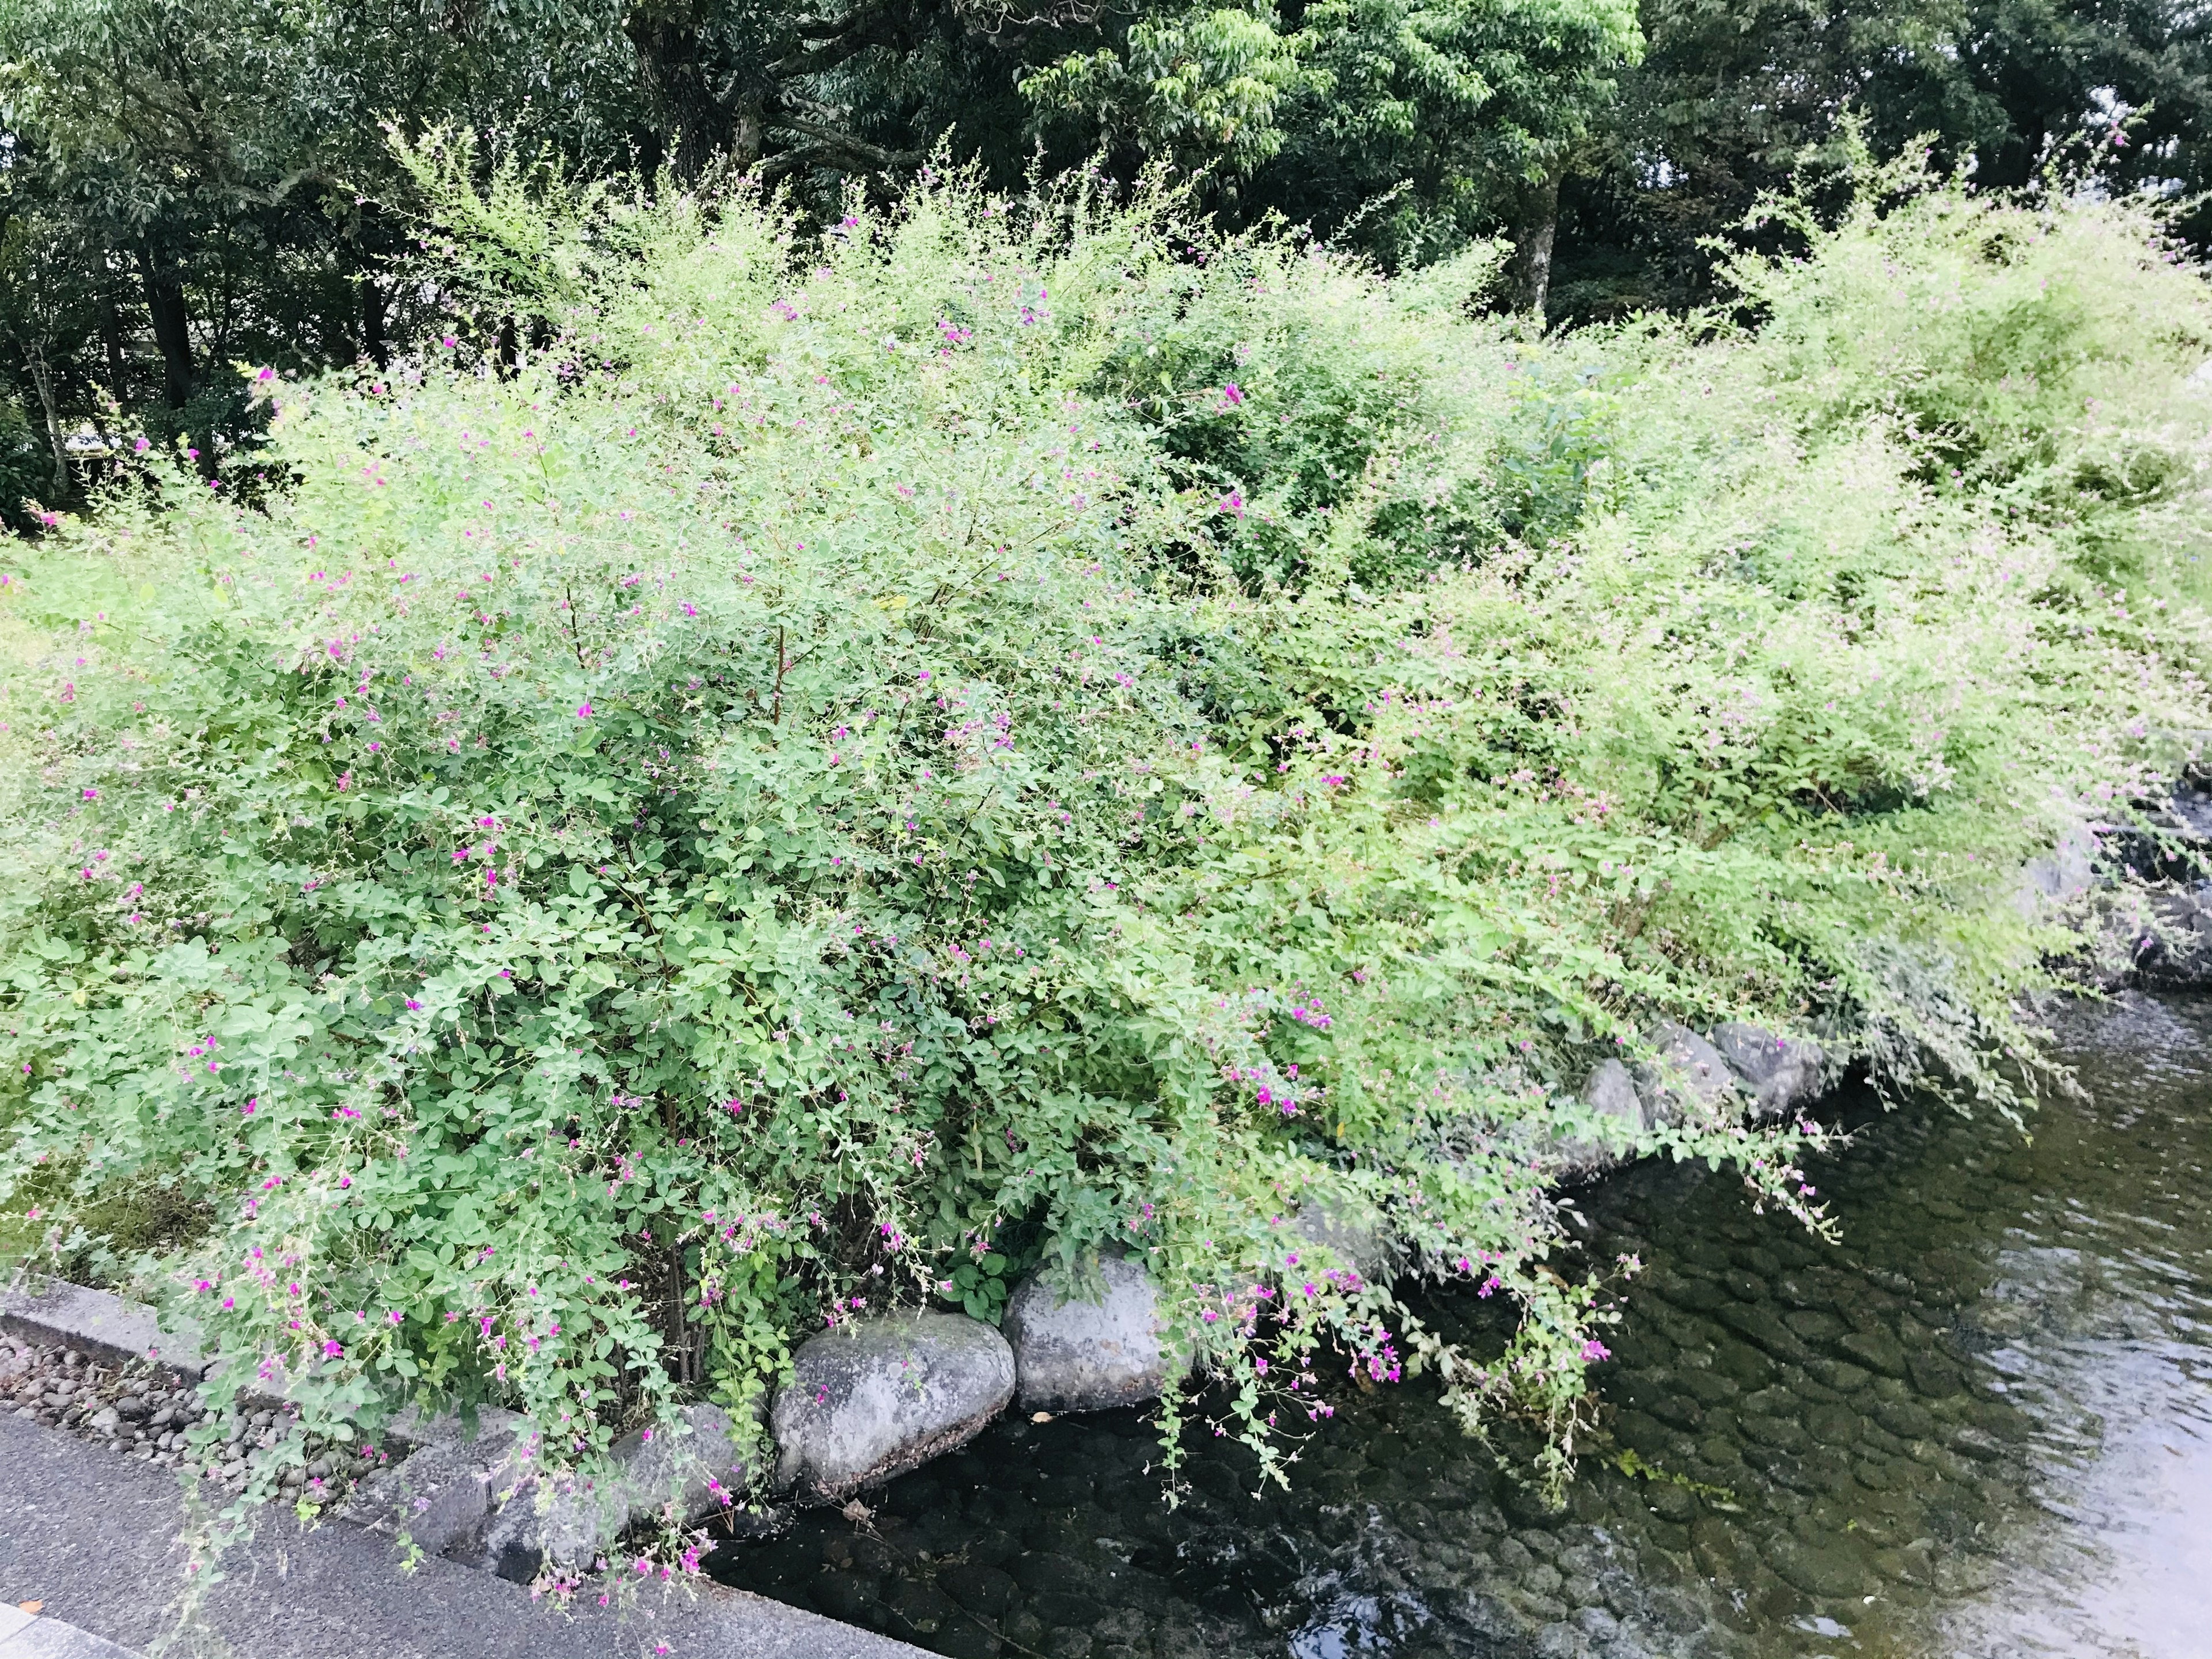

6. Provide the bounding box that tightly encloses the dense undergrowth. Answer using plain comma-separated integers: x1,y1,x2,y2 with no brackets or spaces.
3,149,2210,1518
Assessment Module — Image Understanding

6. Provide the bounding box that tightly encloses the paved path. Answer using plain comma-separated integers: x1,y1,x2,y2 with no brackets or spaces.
0,1415,925,1659
0,1601,142,1658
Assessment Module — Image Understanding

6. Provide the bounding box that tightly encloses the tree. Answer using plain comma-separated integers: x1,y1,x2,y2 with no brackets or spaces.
1022,0,1641,287
1552,0,2212,319
0,0,644,484
0,210,99,506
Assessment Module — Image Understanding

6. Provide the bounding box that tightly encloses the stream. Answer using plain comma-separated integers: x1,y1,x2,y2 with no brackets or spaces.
706,991,2212,1658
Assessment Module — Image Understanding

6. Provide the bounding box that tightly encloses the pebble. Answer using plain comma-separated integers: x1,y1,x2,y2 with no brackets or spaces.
0,1335,358,1512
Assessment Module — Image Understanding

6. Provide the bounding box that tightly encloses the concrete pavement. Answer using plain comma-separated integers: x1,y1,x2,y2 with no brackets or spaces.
0,1414,926,1659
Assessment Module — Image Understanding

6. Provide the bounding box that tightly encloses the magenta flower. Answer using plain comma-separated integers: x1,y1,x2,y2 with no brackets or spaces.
576,703,593,719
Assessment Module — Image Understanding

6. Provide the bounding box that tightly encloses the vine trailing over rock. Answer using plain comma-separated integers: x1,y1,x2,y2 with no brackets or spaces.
2,150,2209,1536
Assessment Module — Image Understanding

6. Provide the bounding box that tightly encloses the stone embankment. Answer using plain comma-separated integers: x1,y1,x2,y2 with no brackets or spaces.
2039,779,2212,990
0,1014,1825,1593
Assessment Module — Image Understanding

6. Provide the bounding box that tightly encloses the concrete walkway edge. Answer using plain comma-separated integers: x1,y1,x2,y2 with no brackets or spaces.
0,1601,143,1658
0,1415,927,1659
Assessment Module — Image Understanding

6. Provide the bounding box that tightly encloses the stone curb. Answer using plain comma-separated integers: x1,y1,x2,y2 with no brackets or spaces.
0,1283,208,1383
0,1278,521,1459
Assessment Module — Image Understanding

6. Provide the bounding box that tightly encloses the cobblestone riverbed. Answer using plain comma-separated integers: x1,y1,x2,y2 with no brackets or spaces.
706,991,2212,1658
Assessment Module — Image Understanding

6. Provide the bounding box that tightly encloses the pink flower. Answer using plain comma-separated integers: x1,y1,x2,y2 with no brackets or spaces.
82,787,97,800
323,1339,343,1358
242,1099,257,1116
1221,382,1243,405
576,703,593,719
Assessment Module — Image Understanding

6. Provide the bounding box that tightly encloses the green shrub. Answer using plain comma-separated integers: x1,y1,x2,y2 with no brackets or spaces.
2,158,2207,1524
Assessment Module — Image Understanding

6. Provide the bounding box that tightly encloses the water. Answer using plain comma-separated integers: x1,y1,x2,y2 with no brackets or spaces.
706,993,2212,1657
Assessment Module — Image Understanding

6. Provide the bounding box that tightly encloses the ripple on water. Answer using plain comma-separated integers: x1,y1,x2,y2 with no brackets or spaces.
704,991,2212,1658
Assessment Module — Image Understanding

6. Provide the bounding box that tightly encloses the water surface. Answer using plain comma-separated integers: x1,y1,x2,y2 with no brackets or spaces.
708,993,2212,1658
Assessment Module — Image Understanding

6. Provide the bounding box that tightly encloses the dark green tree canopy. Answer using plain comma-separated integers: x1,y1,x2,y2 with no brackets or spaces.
2,0,2209,517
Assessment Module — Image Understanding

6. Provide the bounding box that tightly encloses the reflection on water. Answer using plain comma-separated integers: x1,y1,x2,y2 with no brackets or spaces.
706,993,2212,1658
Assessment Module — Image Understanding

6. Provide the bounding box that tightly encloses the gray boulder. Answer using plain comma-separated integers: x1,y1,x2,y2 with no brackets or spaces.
1003,1255,1185,1412
1288,1196,1393,1283
340,1422,527,1559
1633,1023,1738,1125
354,1400,757,1582
608,1399,756,1524
2016,821,2099,917
1710,1022,1827,1118
452,1465,614,1583
2130,886,2212,988
771,1312,1014,1503
1552,1059,1646,1178
380,1402,528,1455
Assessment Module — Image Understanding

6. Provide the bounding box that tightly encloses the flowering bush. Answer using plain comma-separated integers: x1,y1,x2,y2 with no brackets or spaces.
2,156,2208,1513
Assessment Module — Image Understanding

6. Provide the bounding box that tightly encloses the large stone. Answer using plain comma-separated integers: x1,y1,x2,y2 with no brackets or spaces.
442,1400,760,1581
1287,1195,1393,1283
1709,1022,1826,1119
1632,1024,1738,1126
609,1399,756,1524
771,1312,1014,1503
452,1465,616,1583
380,1402,529,1455
2016,821,2098,917
1003,1255,1184,1412
340,1423,527,1558
349,1397,757,1582
2130,885,2212,988
1551,1060,1645,1179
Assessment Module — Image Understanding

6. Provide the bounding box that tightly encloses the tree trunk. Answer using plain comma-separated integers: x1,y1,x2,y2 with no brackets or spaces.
626,4,739,183
1509,171,1562,322
136,244,195,410
24,341,70,502
359,270,389,369
734,93,764,172
100,304,130,407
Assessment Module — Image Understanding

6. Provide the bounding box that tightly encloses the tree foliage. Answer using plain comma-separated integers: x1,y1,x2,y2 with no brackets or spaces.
1555,0,2212,316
